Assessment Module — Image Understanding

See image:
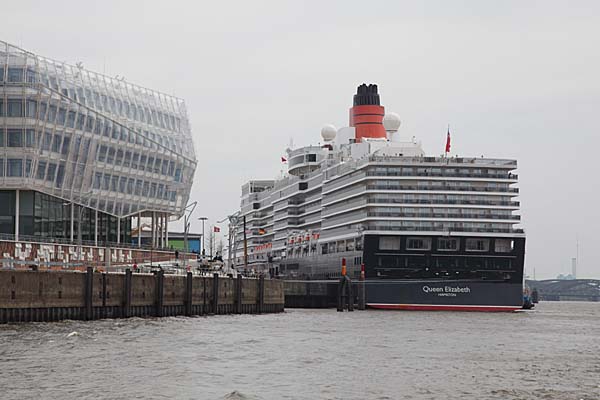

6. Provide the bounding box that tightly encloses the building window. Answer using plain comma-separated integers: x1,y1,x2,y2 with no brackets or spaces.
7,159,22,177
42,132,52,151
46,163,57,182
379,236,401,250
466,238,490,252
119,177,127,193
25,130,35,148
51,134,62,153
36,161,46,180
7,100,23,117
26,100,37,118
56,164,65,186
61,136,70,155
93,173,102,189
437,238,458,251
7,130,22,147
406,237,431,250
98,145,107,162
7,68,23,82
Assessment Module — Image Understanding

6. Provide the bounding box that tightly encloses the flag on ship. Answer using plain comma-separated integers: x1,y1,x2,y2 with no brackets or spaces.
281,156,287,162
213,226,220,233
445,126,451,154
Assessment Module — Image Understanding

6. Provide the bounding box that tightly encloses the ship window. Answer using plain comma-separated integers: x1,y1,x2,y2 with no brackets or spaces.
307,154,316,162
466,239,489,252
346,240,355,251
406,237,431,250
466,258,485,269
379,237,400,250
328,242,336,254
407,256,424,268
437,238,458,251
494,239,514,253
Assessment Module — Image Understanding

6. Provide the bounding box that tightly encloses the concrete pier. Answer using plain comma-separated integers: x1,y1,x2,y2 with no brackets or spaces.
0,270,284,323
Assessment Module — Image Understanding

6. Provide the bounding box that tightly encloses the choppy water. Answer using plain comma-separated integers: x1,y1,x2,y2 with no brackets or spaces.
0,302,599,400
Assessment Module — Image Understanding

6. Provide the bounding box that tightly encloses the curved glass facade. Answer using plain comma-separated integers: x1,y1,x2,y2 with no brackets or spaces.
0,40,196,220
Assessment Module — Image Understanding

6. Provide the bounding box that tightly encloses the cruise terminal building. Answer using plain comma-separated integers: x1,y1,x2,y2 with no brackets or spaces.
0,41,196,248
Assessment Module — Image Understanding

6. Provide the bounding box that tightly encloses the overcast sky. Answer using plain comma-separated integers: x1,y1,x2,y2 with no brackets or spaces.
3,0,599,279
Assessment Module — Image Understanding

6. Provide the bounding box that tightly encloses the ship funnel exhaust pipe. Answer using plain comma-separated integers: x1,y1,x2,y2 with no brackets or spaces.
349,83,387,142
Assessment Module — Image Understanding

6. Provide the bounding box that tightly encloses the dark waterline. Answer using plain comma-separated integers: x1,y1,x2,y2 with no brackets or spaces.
0,302,598,400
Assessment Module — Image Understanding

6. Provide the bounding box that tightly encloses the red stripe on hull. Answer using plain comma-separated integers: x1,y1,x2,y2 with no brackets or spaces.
368,304,520,312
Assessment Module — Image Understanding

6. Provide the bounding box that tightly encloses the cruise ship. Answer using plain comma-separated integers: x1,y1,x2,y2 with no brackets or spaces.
230,84,525,311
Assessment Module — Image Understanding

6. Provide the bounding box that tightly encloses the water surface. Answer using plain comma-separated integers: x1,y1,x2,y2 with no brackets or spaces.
1,302,598,399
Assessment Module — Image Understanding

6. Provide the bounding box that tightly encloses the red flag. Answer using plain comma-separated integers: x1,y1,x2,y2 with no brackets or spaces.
213,226,220,233
445,128,451,153
281,156,287,162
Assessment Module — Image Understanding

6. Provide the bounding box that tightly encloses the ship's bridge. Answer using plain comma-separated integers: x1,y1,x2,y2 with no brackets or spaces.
288,146,325,176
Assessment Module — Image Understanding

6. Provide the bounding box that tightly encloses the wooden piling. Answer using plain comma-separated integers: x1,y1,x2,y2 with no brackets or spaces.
124,269,132,318
236,274,243,314
84,267,93,320
212,273,219,315
202,276,207,315
155,269,164,317
258,275,265,314
185,272,193,316
358,263,366,310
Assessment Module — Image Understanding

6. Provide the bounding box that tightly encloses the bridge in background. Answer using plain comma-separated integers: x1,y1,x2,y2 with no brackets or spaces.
527,279,600,302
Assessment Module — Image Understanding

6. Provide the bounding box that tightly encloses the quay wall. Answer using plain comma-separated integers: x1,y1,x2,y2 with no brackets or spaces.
284,280,358,308
0,270,284,323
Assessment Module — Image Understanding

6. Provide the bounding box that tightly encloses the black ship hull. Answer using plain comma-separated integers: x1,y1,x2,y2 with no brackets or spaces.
279,233,526,312
362,234,526,312
366,280,523,311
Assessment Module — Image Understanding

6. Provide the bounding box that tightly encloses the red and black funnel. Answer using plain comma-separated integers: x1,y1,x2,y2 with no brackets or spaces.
349,83,386,142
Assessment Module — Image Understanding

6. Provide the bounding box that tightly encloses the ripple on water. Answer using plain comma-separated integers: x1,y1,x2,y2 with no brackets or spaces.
0,302,599,400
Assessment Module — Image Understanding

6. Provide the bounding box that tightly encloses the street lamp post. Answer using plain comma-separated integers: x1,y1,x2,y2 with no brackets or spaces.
198,217,207,256
182,202,197,253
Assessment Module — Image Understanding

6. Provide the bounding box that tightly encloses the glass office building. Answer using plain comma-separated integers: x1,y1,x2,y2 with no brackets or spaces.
0,41,196,246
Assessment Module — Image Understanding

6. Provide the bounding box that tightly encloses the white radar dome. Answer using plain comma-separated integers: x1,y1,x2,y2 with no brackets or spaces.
321,124,337,142
383,112,401,132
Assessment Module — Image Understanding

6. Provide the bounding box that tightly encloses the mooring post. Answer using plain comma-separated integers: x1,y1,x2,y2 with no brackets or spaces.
337,258,347,312
185,272,193,316
337,278,344,312
212,273,219,315
84,267,94,320
347,276,354,312
102,272,107,308
358,263,366,310
236,274,243,314
202,276,207,315
155,269,164,317
258,275,265,314
124,268,132,318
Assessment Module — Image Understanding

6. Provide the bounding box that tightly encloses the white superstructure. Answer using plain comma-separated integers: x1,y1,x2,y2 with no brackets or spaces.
231,85,522,277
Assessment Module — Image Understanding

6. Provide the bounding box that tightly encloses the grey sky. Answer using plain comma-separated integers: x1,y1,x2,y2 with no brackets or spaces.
3,0,599,278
